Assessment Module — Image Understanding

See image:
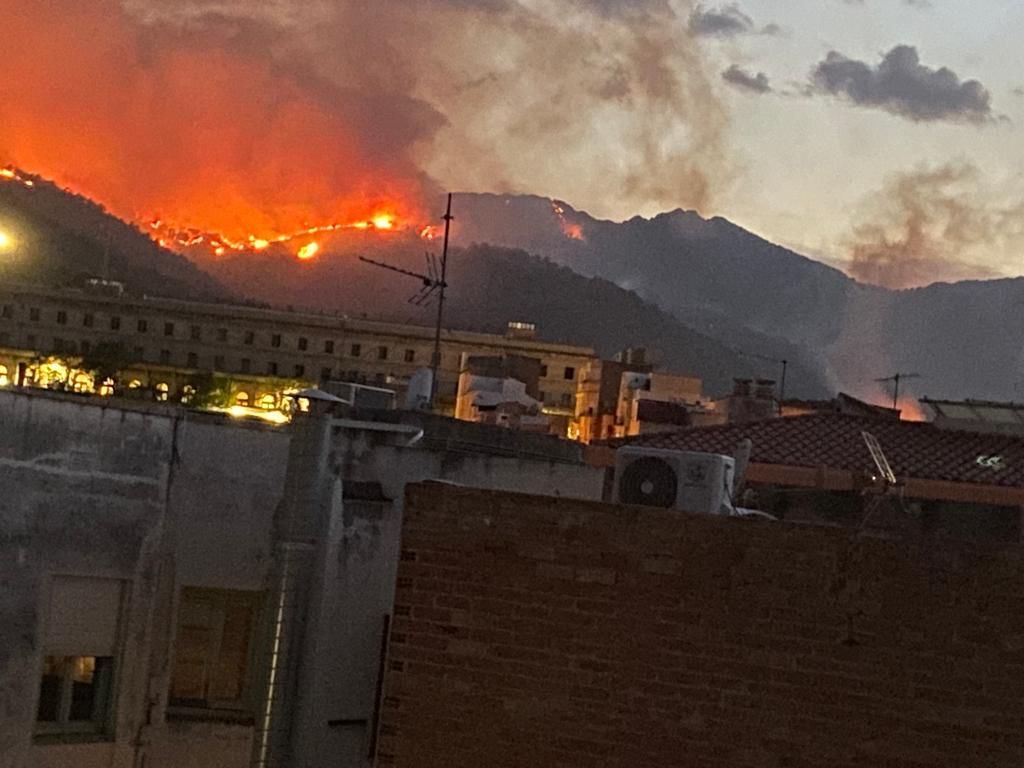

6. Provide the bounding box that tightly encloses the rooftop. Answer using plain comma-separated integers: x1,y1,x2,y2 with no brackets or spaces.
614,412,1024,488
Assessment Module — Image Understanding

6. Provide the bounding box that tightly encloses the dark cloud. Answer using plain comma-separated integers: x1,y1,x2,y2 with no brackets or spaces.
689,4,776,37
844,164,1020,289
722,65,771,94
811,45,993,123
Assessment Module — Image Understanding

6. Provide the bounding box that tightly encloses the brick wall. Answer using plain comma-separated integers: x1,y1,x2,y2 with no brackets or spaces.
377,482,1024,768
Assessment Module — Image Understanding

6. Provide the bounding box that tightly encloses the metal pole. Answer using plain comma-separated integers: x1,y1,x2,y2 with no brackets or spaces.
778,359,787,416
892,373,900,410
429,193,453,410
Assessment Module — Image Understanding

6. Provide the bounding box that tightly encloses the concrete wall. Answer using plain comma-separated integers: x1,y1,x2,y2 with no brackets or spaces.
380,483,1024,768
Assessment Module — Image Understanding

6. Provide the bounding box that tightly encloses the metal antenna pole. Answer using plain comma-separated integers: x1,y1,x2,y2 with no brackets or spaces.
778,359,788,416
892,373,900,410
429,193,453,409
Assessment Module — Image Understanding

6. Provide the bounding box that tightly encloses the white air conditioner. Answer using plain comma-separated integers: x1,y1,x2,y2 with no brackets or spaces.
613,446,735,515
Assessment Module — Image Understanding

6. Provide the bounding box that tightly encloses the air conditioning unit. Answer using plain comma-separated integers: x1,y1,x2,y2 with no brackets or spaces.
613,446,735,515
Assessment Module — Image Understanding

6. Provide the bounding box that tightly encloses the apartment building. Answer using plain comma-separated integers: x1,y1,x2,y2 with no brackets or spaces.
0,284,595,412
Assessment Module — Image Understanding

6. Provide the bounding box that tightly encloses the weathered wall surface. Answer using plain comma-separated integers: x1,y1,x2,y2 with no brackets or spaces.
380,483,1024,768
0,391,174,768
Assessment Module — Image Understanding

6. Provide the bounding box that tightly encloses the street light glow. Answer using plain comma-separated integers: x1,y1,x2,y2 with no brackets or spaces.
0,231,11,250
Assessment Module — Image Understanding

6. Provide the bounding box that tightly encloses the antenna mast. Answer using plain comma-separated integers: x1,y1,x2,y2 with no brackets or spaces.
430,194,454,409
875,372,921,411
357,192,454,412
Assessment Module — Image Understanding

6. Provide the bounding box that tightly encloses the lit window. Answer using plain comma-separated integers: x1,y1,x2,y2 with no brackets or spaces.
156,382,170,402
235,392,250,407
258,393,276,410
181,385,196,405
169,588,261,714
128,379,142,389
0,364,8,386
35,577,123,739
297,337,308,351
99,378,115,397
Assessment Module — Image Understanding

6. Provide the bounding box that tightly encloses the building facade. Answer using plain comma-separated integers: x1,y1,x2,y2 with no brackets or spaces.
0,283,595,414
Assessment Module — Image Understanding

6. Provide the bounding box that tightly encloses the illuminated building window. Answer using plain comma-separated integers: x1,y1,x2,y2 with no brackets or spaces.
267,362,279,376
83,313,94,328
244,331,254,345
71,372,93,394
271,334,282,348
240,358,251,374
110,316,121,331
190,325,201,341
35,577,124,739
159,350,171,365
258,394,276,410
169,588,261,716
214,355,225,370
377,346,388,361
137,319,148,333
156,383,170,402
164,322,175,337
56,311,67,325
235,392,250,407
1,305,12,319
564,366,576,381
294,364,305,378
350,343,361,358
187,352,198,368
99,379,115,397
181,385,196,405
29,307,40,322
297,337,308,351
320,367,332,382
324,340,335,354
216,328,228,343
404,349,415,363
0,365,8,386
128,380,142,389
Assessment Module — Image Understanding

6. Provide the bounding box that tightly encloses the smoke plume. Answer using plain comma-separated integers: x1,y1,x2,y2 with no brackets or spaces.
844,163,1024,289
0,0,730,241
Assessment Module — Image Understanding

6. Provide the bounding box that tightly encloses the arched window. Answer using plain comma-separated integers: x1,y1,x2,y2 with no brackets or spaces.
235,391,250,407
258,393,277,411
181,384,196,405
99,378,115,397
0,364,9,387
156,382,170,402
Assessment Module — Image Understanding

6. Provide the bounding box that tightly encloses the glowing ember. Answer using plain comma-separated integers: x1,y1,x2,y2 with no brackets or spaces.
552,202,585,241
297,242,320,260
372,214,395,230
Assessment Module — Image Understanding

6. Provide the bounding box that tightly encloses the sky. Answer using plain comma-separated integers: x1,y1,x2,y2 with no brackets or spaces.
3,0,1023,287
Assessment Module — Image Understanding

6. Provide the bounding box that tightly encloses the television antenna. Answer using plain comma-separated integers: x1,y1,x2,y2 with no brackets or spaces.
874,372,921,410
737,350,788,414
358,193,453,409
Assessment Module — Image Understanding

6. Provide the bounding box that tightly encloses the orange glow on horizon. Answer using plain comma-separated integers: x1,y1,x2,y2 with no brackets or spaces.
297,242,319,260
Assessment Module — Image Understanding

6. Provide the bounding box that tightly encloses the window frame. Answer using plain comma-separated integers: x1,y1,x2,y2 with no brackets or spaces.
167,587,264,720
35,655,116,739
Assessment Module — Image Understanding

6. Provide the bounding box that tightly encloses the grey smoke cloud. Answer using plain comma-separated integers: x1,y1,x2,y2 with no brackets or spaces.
688,4,776,37
120,0,730,218
722,65,772,94
844,163,1021,289
811,45,993,124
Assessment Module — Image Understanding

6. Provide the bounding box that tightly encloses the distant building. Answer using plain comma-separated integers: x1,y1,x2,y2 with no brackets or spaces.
0,283,595,414
922,398,1024,436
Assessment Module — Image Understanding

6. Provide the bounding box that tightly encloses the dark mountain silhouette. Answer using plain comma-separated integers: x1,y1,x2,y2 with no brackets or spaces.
0,170,224,299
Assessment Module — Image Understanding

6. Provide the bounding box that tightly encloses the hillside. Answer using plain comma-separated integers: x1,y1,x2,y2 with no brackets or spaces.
0,170,225,299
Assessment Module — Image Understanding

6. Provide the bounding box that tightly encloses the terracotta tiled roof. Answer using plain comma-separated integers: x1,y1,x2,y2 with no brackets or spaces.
614,414,1024,488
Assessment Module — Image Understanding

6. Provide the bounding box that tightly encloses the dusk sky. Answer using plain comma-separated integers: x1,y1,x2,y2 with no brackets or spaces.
5,0,1023,287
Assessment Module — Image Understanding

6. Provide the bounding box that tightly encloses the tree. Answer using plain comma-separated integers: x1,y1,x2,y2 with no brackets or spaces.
80,340,135,383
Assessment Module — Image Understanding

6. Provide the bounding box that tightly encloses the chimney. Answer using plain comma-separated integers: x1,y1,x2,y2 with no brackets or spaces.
754,379,776,400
